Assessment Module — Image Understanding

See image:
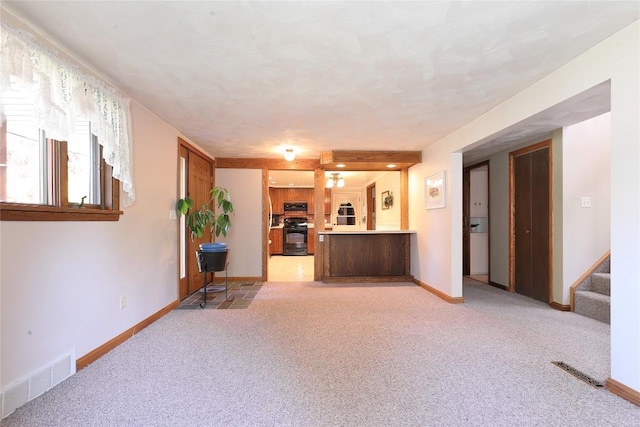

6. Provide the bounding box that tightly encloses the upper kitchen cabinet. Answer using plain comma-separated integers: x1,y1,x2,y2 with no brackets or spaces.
270,188,285,214
268,187,314,214
470,168,488,217
306,188,314,214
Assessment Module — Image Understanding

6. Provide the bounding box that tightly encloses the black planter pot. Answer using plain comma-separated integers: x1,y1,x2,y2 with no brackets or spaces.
196,249,228,273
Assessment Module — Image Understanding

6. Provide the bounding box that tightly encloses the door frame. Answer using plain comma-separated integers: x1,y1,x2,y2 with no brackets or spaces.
366,183,375,230
177,138,215,300
508,139,553,297
463,160,490,277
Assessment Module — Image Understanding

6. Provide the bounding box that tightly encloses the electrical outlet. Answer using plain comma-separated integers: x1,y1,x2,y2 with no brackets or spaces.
120,295,126,310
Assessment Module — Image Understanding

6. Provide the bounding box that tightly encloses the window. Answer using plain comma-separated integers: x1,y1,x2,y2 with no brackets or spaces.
0,119,121,221
67,122,102,206
1,19,134,215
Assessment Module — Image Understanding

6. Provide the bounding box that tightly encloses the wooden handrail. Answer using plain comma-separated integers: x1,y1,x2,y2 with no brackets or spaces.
569,250,611,311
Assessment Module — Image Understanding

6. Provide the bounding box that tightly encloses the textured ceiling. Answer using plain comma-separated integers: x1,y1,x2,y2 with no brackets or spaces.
4,1,639,162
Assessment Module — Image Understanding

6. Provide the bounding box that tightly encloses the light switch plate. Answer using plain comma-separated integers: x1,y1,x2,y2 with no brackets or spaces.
581,197,592,208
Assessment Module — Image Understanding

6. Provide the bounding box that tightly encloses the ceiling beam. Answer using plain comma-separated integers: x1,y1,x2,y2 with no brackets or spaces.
215,158,321,169
321,150,422,171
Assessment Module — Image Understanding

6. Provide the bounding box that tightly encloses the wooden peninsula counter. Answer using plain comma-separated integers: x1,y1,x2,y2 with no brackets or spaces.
317,230,416,282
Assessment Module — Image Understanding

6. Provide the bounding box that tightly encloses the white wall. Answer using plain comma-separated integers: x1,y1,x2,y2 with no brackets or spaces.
1,10,187,391
487,147,510,287
409,21,640,393
562,113,611,301
482,113,610,306
409,143,458,296
1,101,182,387
214,169,263,278
375,172,401,230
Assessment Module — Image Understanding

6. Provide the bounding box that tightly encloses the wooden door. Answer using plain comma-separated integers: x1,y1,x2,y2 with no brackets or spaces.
463,167,471,275
463,162,489,277
187,151,214,296
324,188,332,216
366,184,375,230
511,142,551,303
178,139,214,300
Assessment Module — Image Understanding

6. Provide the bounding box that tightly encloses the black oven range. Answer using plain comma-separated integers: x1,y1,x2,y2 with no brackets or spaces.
282,217,308,256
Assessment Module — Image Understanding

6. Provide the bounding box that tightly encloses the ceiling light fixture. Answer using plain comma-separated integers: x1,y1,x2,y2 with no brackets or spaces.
326,173,345,188
284,148,295,162
386,164,396,168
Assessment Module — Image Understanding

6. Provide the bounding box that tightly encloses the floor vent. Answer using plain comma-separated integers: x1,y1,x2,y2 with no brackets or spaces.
551,361,605,388
2,351,75,419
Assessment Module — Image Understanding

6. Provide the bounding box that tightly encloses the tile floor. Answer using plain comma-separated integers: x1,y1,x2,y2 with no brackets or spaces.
178,256,314,309
178,280,263,309
268,255,315,282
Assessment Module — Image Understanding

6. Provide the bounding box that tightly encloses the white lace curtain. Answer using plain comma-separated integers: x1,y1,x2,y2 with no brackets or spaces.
0,20,135,207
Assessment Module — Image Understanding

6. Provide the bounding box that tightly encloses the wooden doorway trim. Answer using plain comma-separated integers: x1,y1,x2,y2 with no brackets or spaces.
366,183,375,230
508,139,553,297
463,160,490,277
177,137,215,300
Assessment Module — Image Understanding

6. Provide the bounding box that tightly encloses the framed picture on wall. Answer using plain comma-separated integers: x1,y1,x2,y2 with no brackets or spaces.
381,191,390,210
425,171,446,209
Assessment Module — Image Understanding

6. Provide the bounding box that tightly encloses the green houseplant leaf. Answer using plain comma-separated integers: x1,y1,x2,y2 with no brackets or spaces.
176,186,235,241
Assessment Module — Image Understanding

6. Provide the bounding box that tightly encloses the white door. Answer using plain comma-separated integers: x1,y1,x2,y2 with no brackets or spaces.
332,192,361,231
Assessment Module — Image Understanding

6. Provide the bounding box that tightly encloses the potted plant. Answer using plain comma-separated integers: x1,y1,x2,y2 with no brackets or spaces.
176,186,235,241
176,186,235,274
176,186,235,306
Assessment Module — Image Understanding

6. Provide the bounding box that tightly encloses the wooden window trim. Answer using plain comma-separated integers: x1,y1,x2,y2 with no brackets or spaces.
0,130,122,221
1,171,121,221
0,202,122,221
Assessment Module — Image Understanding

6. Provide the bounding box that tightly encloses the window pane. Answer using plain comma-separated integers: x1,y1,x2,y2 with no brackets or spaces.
2,126,46,204
67,122,101,204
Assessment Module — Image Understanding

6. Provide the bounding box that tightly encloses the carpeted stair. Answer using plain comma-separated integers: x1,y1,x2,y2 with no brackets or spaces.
573,256,610,324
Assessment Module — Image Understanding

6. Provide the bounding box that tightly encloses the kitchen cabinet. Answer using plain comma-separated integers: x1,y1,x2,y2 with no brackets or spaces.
470,169,488,217
307,188,315,214
269,228,283,255
308,228,315,254
269,187,314,214
270,188,284,214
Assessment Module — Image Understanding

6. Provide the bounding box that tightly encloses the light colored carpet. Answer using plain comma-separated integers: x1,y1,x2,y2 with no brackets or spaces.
4,280,638,426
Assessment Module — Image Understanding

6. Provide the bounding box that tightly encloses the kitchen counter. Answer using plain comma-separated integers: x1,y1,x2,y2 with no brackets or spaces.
271,223,324,229
318,229,416,234
319,230,414,282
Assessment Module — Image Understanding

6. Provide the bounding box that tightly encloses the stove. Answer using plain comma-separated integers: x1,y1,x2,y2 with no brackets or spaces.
283,217,308,256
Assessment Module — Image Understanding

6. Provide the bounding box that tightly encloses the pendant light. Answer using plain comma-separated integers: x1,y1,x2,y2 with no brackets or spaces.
326,173,345,188
284,148,295,162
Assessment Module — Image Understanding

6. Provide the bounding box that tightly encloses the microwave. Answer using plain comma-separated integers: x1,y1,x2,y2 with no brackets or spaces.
284,202,308,212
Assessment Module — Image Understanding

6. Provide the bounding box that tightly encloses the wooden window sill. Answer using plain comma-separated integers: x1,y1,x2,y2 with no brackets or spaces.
0,204,123,221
